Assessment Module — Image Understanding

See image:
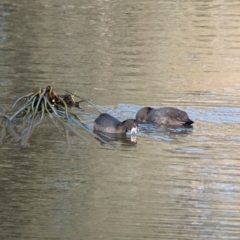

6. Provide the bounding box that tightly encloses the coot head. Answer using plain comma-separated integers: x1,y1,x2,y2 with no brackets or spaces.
135,107,152,123
120,119,138,134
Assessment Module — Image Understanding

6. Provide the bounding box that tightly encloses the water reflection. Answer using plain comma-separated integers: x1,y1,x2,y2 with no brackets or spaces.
94,130,137,146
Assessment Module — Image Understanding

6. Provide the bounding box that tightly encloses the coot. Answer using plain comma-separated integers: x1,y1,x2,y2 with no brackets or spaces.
136,107,194,126
93,113,138,134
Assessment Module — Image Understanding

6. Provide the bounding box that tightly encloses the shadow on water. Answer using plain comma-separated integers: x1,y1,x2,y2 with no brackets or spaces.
93,130,137,147
137,122,193,143
138,122,193,134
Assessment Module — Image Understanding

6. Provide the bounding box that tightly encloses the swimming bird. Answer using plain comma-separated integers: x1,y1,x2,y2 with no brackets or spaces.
93,113,138,134
136,107,194,126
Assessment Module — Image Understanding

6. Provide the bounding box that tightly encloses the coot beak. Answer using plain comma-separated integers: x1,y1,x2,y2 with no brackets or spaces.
131,127,137,134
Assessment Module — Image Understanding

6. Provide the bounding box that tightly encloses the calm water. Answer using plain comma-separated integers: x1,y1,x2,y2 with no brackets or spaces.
1,0,240,239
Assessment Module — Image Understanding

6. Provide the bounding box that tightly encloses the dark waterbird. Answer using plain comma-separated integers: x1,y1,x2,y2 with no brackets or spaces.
136,107,194,126
93,113,138,134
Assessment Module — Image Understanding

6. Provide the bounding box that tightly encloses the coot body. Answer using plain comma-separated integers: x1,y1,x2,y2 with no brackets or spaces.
136,107,194,126
94,113,138,134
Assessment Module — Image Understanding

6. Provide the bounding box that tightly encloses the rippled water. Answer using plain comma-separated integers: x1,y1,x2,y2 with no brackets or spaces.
1,0,240,239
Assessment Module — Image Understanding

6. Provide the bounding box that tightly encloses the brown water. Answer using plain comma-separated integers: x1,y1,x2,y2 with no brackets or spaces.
1,1,240,239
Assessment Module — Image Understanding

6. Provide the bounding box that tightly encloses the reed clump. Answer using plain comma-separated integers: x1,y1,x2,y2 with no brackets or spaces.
0,86,104,147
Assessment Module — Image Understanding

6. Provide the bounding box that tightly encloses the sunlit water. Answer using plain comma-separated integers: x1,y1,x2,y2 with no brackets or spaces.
1,0,240,239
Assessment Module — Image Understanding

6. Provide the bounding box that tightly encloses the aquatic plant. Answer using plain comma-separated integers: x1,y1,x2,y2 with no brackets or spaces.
0,86,106,147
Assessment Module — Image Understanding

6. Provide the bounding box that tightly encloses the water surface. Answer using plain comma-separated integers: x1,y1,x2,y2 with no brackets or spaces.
1,1,240,239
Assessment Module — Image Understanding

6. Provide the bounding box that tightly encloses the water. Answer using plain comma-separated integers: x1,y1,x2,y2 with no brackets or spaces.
1,0,240,239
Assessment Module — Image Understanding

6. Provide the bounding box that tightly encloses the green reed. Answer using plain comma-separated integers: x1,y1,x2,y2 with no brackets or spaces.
0,86,107,147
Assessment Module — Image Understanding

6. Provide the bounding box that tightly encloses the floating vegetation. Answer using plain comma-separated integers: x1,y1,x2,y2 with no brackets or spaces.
0,86,107,147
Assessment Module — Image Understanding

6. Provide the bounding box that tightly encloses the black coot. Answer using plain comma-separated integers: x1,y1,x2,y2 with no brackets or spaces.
136,107,194,126
94,113,138,134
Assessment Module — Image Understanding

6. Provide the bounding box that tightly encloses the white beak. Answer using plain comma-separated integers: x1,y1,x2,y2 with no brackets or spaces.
131,127,137,135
